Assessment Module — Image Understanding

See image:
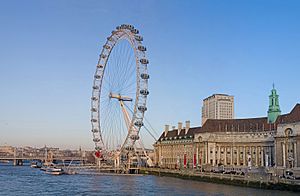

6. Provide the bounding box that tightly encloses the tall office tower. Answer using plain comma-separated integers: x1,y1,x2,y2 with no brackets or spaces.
202,94,234,125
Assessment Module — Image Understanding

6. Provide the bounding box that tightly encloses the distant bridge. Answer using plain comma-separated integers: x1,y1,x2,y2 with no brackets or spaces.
0,156,88,165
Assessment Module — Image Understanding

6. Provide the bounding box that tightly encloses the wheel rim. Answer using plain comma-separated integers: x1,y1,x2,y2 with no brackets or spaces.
91,24,149,158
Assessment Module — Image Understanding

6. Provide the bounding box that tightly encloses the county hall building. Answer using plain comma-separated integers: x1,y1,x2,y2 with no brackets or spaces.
154,86,300,175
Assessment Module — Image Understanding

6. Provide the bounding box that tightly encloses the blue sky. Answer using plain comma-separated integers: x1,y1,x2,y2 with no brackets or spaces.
0,0,299,149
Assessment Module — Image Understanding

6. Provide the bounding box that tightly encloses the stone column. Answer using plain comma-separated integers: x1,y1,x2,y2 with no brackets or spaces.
274,140,277,167
269,146,272,167
212,145,216,166
196,146,199,168
217,145,221,165
204,144,207,165
257,146,260,166
158,146,161,167
207,143,210,165
255,146,259,167
260,147,264,167
237,146,240,166
251,146,254,166
224,147,227,165
282,143,286,168
243,146,246,166
294,142,297,168
200,145,203,166
230,146,233,166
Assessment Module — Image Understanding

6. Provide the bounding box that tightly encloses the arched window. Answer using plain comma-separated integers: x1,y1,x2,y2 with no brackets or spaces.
284,128,295,168
285,128,293,136
198,136,202,142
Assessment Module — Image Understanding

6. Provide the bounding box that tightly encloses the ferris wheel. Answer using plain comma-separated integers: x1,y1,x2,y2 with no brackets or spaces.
90,24,150,162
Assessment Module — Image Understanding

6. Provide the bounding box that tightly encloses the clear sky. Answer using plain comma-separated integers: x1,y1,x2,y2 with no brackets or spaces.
0,0,299,150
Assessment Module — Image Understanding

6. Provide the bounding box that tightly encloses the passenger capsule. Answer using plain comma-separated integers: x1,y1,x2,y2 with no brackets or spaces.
91,96,98,101
125,146,134,151
107,37,113,41
93,138,100,142
138,106,147,112
97,64,103,68
141,73,149,79
91,129,98,133
103,44,110,50
94,75,101,79
135,35,143,41
130,135,140,140
134,121,144,127
91,108,97,112
131,29,139,34
120,24,134,30
138,45,146,51
116,26,121,30
127,25,134,30
93,86,99,90
140,58,149,64
100,54,107,59
95,146,102,151
140,89,149,95
91,119,97,122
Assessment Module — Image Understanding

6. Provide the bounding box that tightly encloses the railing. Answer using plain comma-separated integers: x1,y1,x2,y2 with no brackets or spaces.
140,167,300,185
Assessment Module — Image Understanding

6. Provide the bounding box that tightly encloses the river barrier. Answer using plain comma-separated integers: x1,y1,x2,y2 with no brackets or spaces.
140,168,300,192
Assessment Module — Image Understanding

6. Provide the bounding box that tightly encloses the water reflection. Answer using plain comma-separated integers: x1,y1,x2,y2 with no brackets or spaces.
0,164,298,196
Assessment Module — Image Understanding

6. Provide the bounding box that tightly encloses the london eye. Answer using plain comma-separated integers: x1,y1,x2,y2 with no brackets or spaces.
90,24,151,167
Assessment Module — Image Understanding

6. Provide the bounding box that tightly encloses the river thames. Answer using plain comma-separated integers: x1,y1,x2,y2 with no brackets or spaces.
0,163,298,196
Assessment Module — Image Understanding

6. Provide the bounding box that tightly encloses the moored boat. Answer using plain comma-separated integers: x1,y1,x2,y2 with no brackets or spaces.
40,167,48,171
63,169,76,175
30,162,41,168
45,168,64,175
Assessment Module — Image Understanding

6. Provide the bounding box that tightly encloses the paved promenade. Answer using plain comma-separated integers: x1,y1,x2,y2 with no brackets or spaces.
140,168,300,192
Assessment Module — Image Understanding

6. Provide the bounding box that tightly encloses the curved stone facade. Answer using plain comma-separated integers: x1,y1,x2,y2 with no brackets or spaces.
154,104,300,175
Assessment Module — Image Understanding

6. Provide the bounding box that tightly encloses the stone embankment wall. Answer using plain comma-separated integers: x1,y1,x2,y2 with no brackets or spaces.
140,168,300,192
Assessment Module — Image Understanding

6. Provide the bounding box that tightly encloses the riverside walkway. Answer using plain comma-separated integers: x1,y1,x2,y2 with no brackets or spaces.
140,168,300,192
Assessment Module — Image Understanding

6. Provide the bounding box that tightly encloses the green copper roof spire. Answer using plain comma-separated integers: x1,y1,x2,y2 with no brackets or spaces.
267,84,281,123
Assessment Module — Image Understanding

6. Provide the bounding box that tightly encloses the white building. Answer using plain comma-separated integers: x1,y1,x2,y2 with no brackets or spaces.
202,94,234,125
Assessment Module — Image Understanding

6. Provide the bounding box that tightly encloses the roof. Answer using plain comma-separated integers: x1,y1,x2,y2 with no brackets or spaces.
158,127,202,141
157,104,300,140
276,103,300,124
201,103,300,133
203,94,233,101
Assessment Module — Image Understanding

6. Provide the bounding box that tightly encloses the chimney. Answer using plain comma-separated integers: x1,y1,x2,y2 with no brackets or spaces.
185,120,190,134
164,125,169,137
177,122,182,135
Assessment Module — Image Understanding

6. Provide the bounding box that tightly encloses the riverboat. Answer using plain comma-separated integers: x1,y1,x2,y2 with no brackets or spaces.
45,168,64,175
30,162,41,168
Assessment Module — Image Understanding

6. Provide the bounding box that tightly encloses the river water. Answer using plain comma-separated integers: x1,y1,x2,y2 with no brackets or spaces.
0,163,298,196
